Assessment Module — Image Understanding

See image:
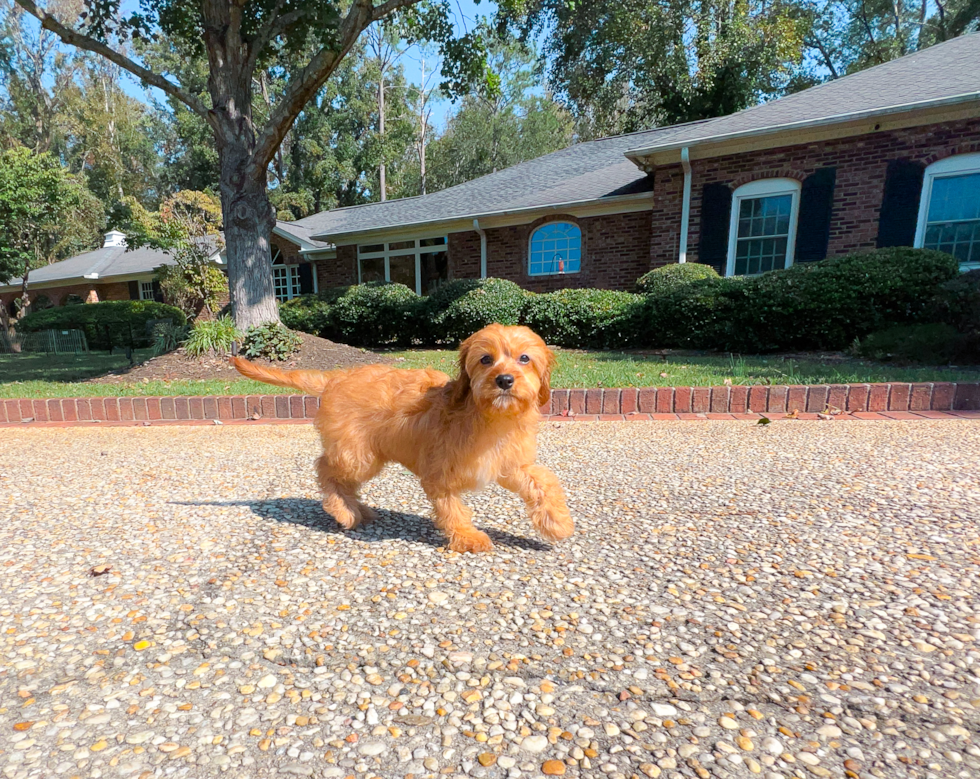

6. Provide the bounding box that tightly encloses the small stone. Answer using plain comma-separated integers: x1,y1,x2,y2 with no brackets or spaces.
279,764,314,776
478,753,496,767
358,740,385,756
542,760,566,775
719,716,738,730
761,737,783,755
604,723,621,736
429,591,449,604
737,736,754,751
257,674,277,688
913,640,938,653
650,704,677,718
521,735,549,753
498,756,517,769
639,763,662,778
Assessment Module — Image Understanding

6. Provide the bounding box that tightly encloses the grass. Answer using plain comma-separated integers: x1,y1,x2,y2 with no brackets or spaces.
2,348,979,399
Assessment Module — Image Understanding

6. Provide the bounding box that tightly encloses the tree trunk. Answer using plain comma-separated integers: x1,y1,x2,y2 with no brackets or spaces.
378,72,387,201
18,259,31,320
218,145,280,329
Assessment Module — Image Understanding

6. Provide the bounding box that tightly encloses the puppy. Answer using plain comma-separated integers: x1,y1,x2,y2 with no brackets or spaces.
231,324,574,553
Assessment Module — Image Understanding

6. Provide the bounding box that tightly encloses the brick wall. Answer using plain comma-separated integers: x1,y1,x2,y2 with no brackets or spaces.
683,116,980,266
316,245,358,289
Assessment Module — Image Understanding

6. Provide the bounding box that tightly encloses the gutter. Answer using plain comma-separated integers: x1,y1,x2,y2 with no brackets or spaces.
678,148,692,264
473,219,488,278
625,90,980,162
309,191,654,244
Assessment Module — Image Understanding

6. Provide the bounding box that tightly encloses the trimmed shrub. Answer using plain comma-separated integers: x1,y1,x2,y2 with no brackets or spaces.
928,269,980,332
279,293,334,337
184,316,241,356
328,282,422,346
17,300,187,351
428,278,527,344
522,289,644,348
635,262,719,295
640,276,743,349
852,323,979,364
242,322,302,361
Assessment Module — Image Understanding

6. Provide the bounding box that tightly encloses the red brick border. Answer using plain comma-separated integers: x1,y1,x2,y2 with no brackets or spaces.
1,382,979,427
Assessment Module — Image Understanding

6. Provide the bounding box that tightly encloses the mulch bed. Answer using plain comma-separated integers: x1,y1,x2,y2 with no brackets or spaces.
88,332,391,384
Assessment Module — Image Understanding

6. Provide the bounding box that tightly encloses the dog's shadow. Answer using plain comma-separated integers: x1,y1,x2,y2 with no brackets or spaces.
170,498,551,551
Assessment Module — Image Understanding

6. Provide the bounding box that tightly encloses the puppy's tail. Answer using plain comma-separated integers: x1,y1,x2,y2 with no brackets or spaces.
231,356,334,396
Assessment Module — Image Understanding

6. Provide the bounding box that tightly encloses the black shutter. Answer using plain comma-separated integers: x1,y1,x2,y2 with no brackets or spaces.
795,167,837,263
298,263,314,294
128,280,140,300
697,183,733,274
876,159,925,248
151,280,164,302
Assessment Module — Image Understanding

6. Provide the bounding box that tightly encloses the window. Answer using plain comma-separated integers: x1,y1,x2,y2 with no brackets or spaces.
356,237,448,295
139,280,155,301
271,247,302,302
726,179,801,276
915,153,980,270
528,222,581,276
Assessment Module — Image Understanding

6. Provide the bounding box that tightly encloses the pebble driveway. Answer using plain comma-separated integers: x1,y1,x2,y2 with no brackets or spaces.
1,421,978,779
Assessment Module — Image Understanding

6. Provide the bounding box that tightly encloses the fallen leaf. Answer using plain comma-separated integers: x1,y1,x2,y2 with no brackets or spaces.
723,378,733,386
659,372,668,378
817,413,833,420
90,564,112,576
786,409,800,419
757,416,771,426
250,412,261,420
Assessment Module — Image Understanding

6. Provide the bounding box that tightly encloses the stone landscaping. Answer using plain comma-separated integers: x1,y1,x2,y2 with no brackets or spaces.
1,421,979,779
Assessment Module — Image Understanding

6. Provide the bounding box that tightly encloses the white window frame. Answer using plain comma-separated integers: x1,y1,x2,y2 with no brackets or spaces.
271,246,313,302
527,221,582,277
356,235,448,295
725,178,801,277
139,280,155,301
914,152,980,271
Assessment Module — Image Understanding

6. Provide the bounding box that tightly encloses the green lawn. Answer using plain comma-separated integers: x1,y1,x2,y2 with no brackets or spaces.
2,348,978,399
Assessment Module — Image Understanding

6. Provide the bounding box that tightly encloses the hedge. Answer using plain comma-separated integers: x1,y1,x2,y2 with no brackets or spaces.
522,289,643,349
16,300,187,350
277,248,961,354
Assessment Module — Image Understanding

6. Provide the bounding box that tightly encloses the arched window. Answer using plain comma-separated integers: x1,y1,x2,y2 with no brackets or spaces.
915,153,980,269
726,178,801,276
528,222,581,276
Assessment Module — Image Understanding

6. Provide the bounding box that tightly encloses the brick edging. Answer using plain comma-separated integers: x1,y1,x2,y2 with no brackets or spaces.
1,382,978,426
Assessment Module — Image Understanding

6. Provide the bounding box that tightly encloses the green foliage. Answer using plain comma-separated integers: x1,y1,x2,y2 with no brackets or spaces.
428,278,527,345
522,289,643,348
63,294,85,306
184,316,242,357
241,322,302,361
928,269,980,333
278,294,335,337
151,320,190,356
16,300,187,351
642,248,960,352
635,263,720,295
852,323,979,365
329,282,422,347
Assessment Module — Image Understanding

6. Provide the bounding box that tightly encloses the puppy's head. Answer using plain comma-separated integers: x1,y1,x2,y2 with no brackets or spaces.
450,324,555,415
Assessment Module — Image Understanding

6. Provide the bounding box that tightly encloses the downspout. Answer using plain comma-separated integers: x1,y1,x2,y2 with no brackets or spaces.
678,147,692,264
473,219,487,279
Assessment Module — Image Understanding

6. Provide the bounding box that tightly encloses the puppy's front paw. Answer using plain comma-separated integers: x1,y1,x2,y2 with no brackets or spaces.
449,530,494,554
534,509,574,543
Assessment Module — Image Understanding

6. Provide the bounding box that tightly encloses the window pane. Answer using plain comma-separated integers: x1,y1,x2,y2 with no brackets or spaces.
420,251,449,295
927,172,980,222
529,222,582,275
358,243,385,255
389,240,415,251
359,256,384,283
389,254,416,289
733,194,793,276
420,236,447,247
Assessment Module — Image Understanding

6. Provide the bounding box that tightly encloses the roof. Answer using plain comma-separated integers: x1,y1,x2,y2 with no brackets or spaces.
273,220,334,252
305,123,700,241
307,33,979,243
626,31,980,158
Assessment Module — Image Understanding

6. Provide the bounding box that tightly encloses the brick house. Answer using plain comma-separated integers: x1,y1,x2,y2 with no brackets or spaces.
296,33,979,295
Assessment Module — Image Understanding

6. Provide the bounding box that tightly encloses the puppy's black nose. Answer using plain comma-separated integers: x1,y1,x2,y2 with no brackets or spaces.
495,374,515,390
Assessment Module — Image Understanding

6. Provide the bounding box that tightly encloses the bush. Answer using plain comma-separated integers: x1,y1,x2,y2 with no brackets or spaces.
928,269,980,332
852,323,979,364
151,320,189,356
329,282,422,346
63,294,84,306
242,322,302,361
16,300,187,351
522,289,644,348
640,276,743,349
184,316,241,356
279,293,334,337
635,262,719,295
428,278,527,344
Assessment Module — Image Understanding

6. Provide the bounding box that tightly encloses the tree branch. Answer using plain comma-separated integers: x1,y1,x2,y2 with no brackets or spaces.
250,0,420,171
12,0,211,120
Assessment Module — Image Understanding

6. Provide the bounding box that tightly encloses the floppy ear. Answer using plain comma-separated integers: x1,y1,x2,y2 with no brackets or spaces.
448,337,473,407
537,346,556,408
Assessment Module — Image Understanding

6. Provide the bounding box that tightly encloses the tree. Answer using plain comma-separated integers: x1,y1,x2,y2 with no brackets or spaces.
0,146,103,325
501,0,812,136
13,0,491,328
425,34,573,192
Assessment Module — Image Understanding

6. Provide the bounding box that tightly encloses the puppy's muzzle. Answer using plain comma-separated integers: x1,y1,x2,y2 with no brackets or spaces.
495,374,515,390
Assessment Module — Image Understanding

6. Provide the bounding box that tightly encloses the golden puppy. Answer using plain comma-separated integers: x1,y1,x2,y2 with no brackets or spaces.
231,324,573,553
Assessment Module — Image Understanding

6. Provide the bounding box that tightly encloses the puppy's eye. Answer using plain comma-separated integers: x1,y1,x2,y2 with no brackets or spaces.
518,354,530,364
480,355,493,365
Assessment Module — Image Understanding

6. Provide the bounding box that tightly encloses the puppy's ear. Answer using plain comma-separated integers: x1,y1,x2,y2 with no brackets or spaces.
537,346,556,408
448,336,473,407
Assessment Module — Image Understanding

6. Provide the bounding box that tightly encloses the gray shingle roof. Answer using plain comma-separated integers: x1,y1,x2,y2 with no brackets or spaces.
307,33,979,243
1,245,175,289
304,122,700,240
626,31,980,157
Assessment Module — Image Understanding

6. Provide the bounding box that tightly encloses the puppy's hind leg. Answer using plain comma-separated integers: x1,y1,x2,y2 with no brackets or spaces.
499,464,574,543
424,486,494,554
316,455,367,530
